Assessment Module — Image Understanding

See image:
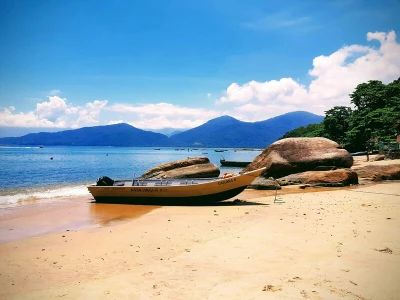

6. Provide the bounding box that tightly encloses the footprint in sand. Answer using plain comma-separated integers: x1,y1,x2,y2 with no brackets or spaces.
262,284,282,292
300,289,308,298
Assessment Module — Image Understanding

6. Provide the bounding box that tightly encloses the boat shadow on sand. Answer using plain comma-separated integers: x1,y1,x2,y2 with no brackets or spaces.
90,198,267,207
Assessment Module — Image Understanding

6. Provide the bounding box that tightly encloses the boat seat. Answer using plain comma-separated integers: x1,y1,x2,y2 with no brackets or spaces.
132,181,147,186
179,180,198,185
154,180,172,186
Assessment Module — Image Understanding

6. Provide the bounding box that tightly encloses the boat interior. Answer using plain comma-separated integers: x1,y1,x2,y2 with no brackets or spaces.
110,177,220,187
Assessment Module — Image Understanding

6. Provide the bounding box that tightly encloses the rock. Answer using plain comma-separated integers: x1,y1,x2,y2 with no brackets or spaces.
277,169,358,186
243,137,353,178
373,154,385,161
355,164,400,181
140,157,220,179
247,177,282,190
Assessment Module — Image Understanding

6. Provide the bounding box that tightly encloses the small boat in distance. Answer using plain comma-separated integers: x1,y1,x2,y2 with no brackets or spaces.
220,158,252,168
87,167,265,205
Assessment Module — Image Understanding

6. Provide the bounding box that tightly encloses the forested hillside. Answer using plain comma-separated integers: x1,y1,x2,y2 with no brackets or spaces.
280,78,400,152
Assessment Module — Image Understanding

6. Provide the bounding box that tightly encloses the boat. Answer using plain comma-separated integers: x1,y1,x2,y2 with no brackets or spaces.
214,149,226,152
350,151,367,156
87,167,265,205
220,158,251,167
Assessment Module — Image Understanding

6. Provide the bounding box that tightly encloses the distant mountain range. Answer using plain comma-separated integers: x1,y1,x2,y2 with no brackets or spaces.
0,111,323,147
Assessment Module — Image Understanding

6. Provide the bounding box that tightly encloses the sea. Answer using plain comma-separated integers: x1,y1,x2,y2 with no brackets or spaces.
0,146,262,206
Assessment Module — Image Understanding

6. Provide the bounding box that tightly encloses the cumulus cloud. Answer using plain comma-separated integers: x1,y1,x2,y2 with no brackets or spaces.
107,102,221,129
73,100,108,128
0,95,108,128
36,96,69,121
1,31,398,132
218,30,400,119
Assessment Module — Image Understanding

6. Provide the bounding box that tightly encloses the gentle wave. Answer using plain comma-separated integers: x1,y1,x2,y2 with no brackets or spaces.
0,185,91,206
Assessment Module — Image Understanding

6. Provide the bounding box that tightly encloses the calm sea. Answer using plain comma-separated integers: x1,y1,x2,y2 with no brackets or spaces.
0,146,262,205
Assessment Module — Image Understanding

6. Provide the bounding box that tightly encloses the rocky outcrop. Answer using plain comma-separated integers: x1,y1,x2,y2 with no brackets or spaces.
355,164,400,181
243,137,353,178
140,157,220,179
247,177,282,190
373,155,385,161
277,169,358,186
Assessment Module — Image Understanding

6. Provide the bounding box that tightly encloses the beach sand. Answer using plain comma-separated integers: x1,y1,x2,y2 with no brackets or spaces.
1,159,400,299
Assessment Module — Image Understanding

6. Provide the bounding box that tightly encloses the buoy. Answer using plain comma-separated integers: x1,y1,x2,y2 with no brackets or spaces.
223,173,234,178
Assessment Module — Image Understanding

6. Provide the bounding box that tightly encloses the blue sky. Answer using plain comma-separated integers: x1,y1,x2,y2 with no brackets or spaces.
0,0,399,136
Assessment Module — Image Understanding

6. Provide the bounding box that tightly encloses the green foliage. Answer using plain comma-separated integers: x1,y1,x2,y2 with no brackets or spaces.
280,123,326,139
346,78,400,150
323,106,352,145
280,77,400,152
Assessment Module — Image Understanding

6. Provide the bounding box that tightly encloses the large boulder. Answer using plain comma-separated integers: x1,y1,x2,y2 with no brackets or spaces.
247,177,282,190
277,169,358,186
355,164,400,181
243,137,353,178
140,157,220,179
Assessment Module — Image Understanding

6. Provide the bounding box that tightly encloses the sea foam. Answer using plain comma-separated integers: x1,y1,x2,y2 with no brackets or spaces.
0,185,90,206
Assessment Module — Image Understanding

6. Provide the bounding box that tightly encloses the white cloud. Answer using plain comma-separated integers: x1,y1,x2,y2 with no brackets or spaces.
127,116,209,130
36,96,69,121
108,102,219,118
243,11,311,31
0,95,108,128
218,30,400,118
73,100,108,128
1,31,399,132
107,102,221,129
47,89,61,96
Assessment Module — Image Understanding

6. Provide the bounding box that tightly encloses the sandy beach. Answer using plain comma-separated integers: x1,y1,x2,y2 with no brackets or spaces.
1,159,400,299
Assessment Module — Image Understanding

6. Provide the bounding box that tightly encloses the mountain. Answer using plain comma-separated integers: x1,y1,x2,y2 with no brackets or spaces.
169,111,323,147
0,126,61,138
0,111,323,147
0,123,169,147
148,128,185,137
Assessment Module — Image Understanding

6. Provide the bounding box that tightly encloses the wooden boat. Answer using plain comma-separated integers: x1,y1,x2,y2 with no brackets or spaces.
220,159,251,167
350,151,367,156
87,167,265,205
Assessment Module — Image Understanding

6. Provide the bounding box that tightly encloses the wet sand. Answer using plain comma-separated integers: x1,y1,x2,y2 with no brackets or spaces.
0,197,160,244
0,180,399,300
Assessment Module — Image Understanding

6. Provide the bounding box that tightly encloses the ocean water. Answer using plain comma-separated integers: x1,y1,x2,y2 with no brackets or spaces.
0,146,262,205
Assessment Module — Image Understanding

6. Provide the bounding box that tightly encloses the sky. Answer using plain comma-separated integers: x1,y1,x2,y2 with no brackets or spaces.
0,0,399,136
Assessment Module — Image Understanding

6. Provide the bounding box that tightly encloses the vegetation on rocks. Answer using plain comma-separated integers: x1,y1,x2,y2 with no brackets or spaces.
280,78,400,152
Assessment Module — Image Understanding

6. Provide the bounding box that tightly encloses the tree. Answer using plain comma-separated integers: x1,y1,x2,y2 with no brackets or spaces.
346,78,400,151
350,80,386,111
279,77,400,152
323,106,352,145
279,123,326,139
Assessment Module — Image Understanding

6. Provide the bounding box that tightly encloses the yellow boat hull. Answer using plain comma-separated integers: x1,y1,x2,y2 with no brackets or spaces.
88,168,265,204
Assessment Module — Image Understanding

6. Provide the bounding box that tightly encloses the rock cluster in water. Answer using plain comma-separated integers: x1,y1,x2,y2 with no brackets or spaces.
140,157,220,179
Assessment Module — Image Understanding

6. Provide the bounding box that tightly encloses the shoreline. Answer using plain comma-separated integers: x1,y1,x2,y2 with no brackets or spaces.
1,181,399,299
0,180,383,245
